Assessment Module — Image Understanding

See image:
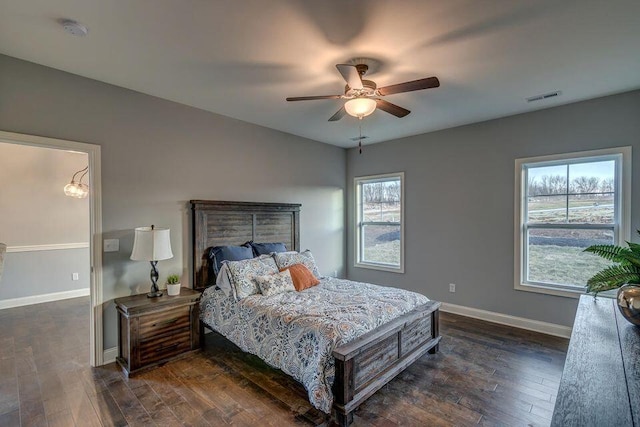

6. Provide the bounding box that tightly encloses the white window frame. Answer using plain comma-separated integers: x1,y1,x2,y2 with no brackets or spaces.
514,147,631,298
355,172,405,273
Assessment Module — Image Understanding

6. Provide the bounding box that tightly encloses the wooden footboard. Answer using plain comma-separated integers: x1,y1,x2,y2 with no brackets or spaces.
332,301,441,426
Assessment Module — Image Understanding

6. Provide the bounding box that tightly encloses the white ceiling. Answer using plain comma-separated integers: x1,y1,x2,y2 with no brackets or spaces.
1,0,639,148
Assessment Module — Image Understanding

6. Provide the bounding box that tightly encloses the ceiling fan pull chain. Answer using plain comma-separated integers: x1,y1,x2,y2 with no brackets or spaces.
359,119,363,154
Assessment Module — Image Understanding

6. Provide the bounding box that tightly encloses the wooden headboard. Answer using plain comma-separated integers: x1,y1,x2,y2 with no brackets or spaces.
190,200,301,291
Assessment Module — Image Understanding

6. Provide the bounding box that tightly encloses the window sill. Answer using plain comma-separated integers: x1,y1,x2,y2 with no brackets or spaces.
515,282,584,299
354,262,404,274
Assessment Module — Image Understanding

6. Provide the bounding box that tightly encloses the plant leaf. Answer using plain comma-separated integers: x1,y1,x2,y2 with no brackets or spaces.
584,231,640,296
627,242,640,255
584,245,640,268
586,264,640,295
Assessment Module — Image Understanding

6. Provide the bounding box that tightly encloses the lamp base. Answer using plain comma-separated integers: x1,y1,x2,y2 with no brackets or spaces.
147,260,163,298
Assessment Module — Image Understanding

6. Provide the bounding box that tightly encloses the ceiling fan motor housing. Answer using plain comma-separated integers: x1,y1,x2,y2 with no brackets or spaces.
355,64,369,76
345,80,377,97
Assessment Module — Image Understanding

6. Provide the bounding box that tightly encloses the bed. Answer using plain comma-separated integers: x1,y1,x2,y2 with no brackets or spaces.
191,200,441,426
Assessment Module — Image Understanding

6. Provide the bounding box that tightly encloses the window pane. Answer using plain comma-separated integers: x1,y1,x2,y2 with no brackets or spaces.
527,195,567,223
527,228,613,286
527,165,567,196
569,160,615,195
568,193,614,223
362,224,400,266
362,180,401,222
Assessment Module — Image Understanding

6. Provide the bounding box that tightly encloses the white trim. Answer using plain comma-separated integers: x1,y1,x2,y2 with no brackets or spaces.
440,302,572,338
514,281,583,299
354,171,405,274
0,288,90,310
103,347,118,364
514,146,632,298
7,243,89,253
0,131,103,367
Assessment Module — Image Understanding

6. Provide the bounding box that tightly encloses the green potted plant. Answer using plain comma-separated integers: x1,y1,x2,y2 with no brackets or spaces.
166,274,181,296
585,231,640,326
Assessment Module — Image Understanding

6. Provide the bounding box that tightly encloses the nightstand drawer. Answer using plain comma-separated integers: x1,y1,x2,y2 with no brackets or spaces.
139,306,191,339
139,329,192,365
115,289,201,377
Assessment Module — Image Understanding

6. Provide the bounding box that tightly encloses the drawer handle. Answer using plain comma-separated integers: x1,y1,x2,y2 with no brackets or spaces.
153,317,179,327
159,343,180,352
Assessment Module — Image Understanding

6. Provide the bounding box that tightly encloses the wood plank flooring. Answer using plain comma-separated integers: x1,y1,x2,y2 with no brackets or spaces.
0,296,568,426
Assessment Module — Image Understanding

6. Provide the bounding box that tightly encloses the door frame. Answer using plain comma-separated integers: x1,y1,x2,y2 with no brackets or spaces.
0,130,104,366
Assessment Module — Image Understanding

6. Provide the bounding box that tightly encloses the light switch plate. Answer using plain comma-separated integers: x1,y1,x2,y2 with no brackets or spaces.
103,239,119,252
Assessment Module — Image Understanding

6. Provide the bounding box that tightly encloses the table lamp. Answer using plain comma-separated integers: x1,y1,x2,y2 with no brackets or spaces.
130,225,173,297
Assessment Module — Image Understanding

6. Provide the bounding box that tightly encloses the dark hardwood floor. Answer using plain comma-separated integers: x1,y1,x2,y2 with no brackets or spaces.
0,296,568,426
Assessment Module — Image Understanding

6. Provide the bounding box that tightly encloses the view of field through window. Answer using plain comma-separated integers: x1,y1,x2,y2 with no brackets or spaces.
360,178,401,266
525,159,615,287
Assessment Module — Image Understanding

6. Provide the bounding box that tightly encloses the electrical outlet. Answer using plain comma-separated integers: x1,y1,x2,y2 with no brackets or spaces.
103,239,119,252
333,270,338,278
72,273,79,281
449,283,456,293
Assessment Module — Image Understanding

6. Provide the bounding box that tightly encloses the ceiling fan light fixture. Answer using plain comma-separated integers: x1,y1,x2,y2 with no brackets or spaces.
344,98,376,118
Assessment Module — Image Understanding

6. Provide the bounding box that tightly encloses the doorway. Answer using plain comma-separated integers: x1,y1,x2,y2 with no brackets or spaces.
0,130,103,367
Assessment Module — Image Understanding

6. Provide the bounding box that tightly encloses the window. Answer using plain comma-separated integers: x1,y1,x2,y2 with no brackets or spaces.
355,172,404,272
515,147,631,297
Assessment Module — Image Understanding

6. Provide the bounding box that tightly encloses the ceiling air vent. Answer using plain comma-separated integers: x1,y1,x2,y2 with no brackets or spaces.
350,135,368,141
526,91,562,103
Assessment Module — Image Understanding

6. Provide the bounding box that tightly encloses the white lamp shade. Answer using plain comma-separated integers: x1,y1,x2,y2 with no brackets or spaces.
130,227,173,261
345,98,377,118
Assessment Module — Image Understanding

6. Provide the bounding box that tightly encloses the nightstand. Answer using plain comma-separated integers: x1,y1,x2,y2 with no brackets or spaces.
115,288,201,377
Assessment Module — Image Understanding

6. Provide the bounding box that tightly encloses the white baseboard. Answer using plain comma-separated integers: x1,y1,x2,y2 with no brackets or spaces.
7,242,89,253
0,288,90,310
440,302,572,339
103,347,118,365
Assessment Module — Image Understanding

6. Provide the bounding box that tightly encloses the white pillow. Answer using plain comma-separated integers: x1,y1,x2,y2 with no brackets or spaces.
273,250,321,278
215,263,233,296
255,269,295,297
226,255,279,299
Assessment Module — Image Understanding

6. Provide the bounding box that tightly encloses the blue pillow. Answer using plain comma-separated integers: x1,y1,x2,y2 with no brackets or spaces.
208,245,254,276
250,242,288,256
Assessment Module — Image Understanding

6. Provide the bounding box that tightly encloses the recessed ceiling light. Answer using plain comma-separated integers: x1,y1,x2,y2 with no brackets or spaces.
60,19,88,37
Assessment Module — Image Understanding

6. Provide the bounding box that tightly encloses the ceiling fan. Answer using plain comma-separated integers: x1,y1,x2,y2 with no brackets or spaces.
286,63,440,121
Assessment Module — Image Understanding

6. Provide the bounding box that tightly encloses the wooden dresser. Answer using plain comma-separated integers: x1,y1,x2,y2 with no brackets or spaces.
551,295,640,426
115,288,201,377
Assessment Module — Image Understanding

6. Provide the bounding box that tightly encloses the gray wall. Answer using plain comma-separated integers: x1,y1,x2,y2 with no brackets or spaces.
0,54,346,349
347,90,640,327
1,248,90,299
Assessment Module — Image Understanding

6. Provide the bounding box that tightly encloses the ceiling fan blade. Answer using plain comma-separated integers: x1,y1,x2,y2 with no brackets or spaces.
336,64,363,90
328,106,346,121
376,99,410,118
286,95,342,101
378,76,440,96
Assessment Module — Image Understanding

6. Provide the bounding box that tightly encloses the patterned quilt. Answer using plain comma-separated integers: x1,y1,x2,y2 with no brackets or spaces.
200,277,429,413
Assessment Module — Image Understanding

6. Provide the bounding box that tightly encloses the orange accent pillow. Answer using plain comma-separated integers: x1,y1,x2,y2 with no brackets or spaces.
281,263,320,291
